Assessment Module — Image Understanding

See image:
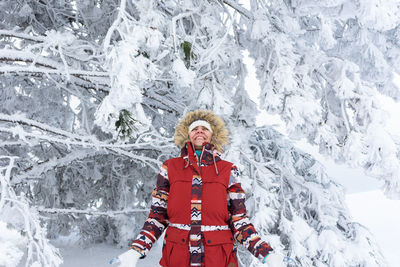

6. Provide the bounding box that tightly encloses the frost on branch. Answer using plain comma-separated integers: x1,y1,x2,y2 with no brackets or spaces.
244,0,400,198
95,1,166,137
0,221,26,267
0,157,62,267
171,58,196,88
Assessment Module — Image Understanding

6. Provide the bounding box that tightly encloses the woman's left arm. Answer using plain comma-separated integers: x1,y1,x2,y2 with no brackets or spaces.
227,165,274,262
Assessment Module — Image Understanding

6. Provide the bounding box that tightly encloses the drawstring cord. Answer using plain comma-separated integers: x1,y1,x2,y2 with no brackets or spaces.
183,160,190,169
212,152,219,176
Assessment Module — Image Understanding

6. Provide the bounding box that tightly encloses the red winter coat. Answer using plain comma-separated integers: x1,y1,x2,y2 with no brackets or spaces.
131,142,273,267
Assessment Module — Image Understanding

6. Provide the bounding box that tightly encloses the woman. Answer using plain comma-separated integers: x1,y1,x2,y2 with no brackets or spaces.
111,110,286,267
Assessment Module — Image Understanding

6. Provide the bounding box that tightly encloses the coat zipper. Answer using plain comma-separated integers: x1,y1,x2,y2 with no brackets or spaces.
198,146,205,174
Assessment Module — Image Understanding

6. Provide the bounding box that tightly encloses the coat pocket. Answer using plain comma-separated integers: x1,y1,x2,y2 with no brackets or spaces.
167,176,192,222
160,227,190,267
203,230,237,267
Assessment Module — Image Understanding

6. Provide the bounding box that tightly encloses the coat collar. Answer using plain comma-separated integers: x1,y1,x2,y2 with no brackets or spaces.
181,142,221,175
181,142,221,164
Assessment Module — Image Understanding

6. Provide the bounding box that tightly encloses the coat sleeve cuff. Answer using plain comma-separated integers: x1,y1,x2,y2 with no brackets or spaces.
262,253,270,264
130,245,146,259
259,246,274,263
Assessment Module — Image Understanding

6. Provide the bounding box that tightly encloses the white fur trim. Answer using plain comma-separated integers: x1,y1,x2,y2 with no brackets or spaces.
188,120,213,133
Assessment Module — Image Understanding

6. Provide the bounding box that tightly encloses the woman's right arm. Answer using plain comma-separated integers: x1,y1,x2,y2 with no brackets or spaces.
129,162,170,258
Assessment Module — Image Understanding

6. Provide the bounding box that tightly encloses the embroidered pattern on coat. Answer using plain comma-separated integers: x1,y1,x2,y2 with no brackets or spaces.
169,223,229,231
189,174,203,266
130,163,169,256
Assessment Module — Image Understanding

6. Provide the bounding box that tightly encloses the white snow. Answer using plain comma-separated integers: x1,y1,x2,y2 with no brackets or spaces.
0,221,26,267
56,241,163,267
346,191,400,266
171,58,196,88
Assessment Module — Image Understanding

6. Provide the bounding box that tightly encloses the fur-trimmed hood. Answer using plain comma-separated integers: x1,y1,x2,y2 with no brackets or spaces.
174,110,229,152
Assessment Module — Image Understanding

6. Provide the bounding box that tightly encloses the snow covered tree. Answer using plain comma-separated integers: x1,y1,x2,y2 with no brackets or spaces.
1,0,399,266
244,0,400,198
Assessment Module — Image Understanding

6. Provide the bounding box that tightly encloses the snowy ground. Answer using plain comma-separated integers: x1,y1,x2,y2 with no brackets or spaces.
324,156,400,266
58,240,163,267
346,191,400,266
58,243,160,267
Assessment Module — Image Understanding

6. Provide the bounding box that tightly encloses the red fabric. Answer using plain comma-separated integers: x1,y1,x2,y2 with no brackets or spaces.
165,153,233,227
159,143,238,267
159,227,190,266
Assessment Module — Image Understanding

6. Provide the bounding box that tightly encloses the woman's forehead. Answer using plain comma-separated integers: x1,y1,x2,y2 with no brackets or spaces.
191,125,211,131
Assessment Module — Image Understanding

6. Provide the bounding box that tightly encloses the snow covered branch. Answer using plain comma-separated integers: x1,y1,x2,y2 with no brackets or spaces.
0,49,109,92
0,113,97,140
0,156,62,267
0,113,170,185
0,30,46,42
0,113,169,149
222,0,253,20
10,150,101,185
0,65,109,78
103,0,128,51
37,207,150,217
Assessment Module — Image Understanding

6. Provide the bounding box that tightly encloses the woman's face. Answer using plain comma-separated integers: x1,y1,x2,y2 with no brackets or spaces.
189,126,212,149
